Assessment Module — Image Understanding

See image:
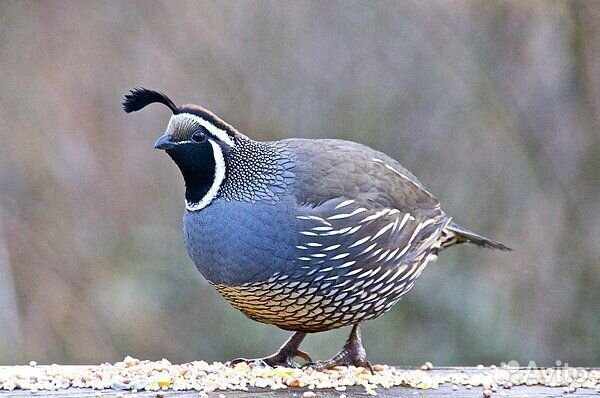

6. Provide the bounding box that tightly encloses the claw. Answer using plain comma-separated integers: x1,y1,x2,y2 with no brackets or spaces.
304,359,374,374
294,349,313,364
228,358,268,368
228,351,309,369
227,332,310,369
304,323,374,373
228,358,245,367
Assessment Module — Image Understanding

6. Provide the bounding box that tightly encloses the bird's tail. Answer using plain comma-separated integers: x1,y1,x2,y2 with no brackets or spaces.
439,221,511,251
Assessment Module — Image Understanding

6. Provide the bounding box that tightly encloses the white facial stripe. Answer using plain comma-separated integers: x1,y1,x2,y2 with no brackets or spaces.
167,113,235,147
186,140,226,211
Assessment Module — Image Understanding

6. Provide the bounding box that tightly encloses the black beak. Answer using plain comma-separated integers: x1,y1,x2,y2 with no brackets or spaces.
154,134,177,150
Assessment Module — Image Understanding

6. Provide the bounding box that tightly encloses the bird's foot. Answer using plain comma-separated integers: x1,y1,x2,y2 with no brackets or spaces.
305,323,374,373
305,346,374,373
229,348,313,368
229,331,311,368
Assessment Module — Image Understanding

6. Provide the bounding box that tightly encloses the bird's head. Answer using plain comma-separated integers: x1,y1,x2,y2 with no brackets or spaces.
123,88,241,211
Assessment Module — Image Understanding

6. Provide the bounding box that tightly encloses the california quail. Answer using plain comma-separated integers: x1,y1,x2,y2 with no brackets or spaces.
123,88,510,370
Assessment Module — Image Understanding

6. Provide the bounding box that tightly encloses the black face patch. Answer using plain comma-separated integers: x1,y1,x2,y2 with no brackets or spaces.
166,140,217,206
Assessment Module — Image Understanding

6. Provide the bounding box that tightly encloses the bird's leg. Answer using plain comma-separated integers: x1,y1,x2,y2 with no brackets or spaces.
306,323,374,373
229,332,312,368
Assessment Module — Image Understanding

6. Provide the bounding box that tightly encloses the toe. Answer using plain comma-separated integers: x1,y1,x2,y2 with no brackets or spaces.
294,350,313,364
227,358,248,367
356,360,374,374
228,357,269,368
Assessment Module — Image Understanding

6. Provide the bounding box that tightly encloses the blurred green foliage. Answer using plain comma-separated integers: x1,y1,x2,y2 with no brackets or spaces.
0,0,599,366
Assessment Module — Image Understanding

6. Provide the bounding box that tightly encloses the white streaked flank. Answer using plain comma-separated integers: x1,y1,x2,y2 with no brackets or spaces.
312,226,333,231
348,235,371,248
376,249,391,262
394,243,412,260
373,269,392,284
395,213,411,233
327,207,368,220
356,269,374,279
370,248,382,257
344,225,362,235
335,199,355,209
333,280,351,288
398,263,418,282
408,218,435,245
296,215,332,226
344,268,363,277
378,283,394,295
372,222,395,241
386,248,400,261
337,261,356,269
388,264,409,283
330,252,350,260
321,226,353,236
358,243,377,255
360,208,390,224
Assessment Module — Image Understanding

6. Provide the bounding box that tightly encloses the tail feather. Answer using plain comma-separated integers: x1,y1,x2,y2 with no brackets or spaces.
440,222,511,251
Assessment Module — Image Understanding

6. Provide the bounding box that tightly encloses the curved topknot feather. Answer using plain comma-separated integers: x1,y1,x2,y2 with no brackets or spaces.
123,88,178,114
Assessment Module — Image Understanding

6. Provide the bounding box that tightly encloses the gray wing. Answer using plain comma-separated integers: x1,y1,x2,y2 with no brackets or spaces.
284,138,451,281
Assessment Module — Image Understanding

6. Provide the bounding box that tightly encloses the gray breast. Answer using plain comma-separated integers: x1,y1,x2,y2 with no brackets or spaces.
183,197,299,286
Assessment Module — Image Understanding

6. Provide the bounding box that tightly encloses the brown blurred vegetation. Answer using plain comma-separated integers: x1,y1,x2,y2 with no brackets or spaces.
0,0,599,366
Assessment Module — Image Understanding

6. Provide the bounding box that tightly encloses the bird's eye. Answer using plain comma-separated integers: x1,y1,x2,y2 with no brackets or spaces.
191,129,207,143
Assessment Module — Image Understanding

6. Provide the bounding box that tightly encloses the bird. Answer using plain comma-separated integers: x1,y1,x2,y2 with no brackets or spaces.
123,87,510,370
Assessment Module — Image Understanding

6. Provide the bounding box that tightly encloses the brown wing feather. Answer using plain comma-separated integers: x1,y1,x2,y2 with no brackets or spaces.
287,138,450,277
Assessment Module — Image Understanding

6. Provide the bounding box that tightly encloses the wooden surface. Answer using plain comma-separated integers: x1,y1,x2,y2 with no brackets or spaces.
1,366,599,397
2,385,600,397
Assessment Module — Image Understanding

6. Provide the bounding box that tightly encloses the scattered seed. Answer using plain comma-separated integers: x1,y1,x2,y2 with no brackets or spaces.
0,357,597,396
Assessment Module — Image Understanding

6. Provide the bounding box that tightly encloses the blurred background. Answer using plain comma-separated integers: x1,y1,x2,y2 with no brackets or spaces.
0,0,599,367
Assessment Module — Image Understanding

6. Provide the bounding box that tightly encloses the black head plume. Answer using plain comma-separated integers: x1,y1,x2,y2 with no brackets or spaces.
123,88,178,114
